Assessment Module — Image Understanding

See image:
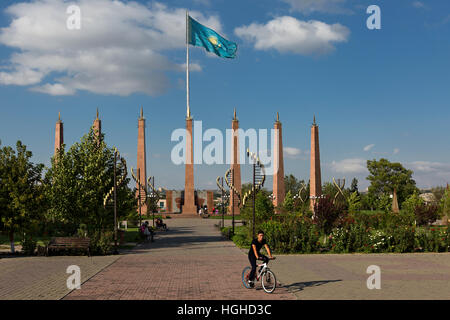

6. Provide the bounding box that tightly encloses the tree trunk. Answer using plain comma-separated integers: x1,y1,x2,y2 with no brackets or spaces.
9,230,15,253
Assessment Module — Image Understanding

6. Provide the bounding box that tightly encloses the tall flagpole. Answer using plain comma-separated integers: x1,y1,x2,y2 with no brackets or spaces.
186,10,190,119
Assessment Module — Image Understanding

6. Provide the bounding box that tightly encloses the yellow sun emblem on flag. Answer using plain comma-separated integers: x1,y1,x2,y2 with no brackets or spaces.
208,36,222,48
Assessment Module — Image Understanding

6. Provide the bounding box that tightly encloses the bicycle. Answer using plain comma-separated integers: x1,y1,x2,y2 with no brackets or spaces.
242,257,277,293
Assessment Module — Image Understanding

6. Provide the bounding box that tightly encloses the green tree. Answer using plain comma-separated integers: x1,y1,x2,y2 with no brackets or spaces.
241,190,274,238
282,190,295,213
366,158,418,208
349,178,359,195
45,128,135,236
440,188,450,224
0,141,45,252
431,186,446,203
348,191,362,214
284,174,301,195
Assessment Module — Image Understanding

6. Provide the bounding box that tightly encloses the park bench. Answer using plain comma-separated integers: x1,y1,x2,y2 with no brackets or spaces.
234,220,246,226
46,237,91,256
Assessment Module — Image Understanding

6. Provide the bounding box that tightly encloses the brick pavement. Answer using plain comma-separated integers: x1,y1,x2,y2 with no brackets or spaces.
66,218,295,300
3,217,449,300
270,252,450,300
0,255,119,300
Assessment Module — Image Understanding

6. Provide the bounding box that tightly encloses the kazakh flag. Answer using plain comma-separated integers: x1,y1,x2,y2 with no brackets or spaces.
188,16,237,59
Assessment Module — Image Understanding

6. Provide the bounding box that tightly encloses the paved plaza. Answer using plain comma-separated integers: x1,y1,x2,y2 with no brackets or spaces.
0,217,449,300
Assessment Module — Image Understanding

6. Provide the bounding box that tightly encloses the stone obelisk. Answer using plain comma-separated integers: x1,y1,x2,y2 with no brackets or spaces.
310,116,322,213
230,109,242,215
137,107,147,214
392,188,400,213
273,112,285,209
54,112,63,158
93,108,101,138
183,106,196,214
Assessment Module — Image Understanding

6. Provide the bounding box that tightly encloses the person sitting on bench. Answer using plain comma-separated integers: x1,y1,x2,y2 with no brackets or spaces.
156,218,167,230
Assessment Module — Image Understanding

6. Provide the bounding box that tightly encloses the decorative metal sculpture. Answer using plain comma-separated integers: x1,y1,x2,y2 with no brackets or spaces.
147,176,160,206
131,167,148,204
242,149,266,207
225,168,241,208
216,175,229,227
131,167,148,226
103,148,127,208
294,182,308,204
332,177,346,203
216,176,226,195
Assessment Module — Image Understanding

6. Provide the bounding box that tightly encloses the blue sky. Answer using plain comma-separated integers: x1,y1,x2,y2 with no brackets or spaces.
0,0,450,191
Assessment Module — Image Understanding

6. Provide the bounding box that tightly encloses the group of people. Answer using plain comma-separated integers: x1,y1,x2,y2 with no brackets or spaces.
139,218,168,241
198,206,220,215
140,221,154,242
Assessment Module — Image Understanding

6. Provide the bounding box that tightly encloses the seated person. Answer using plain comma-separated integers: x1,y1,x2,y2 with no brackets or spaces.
156,218,167,230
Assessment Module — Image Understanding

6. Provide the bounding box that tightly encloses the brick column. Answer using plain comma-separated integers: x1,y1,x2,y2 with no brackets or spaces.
136,107,147,214
93,108,101,140
310,116,322,212
207,191,214,214
392,188,399,213
229,110,242,215
273,113,285,209
183,117,196,214
166,190,173,213
54,112,63,159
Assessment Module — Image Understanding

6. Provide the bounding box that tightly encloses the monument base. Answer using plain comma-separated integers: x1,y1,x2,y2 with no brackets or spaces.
182,205,197,215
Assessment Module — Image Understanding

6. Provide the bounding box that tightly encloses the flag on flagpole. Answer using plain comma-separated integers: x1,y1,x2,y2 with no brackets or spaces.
187,15,237,59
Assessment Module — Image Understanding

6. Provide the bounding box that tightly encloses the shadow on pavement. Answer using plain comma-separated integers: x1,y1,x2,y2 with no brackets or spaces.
283,279,342,293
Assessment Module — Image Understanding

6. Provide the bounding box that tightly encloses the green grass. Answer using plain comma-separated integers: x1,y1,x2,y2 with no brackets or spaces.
121,227,141,243
0,233,50,246
209,215,243,220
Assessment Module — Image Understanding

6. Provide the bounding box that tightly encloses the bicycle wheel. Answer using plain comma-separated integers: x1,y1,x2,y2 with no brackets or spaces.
242,266,252,289
261,270,276,293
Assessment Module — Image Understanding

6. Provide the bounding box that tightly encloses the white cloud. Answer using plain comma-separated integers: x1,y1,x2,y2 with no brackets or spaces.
283,147,302,158
282,0,351,15
0,0,221,96
363,144,375,152
234,16,349,55
408,161,450,174
331,158,367,174
412,1,426,9
407,161,450,188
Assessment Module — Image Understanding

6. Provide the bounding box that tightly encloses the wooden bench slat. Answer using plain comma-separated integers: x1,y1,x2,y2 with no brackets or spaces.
47,237,91,256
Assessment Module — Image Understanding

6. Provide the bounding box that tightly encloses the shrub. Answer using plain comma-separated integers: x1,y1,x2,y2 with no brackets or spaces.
314,196,346,234
376,194,392,213
231,233,250,248
414,204,439,226
348,191,362,214
90,231,113,255
402,192,424,216
21,236,37,255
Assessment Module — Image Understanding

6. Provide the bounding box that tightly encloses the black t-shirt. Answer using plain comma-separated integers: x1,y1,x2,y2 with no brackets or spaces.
248,238,266,257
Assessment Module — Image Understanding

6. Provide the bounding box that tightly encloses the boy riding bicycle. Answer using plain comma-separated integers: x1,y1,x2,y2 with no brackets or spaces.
248,230,274,288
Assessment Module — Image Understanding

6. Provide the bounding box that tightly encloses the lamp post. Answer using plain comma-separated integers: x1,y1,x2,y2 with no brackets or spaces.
113,150,118,255
149,176,156,227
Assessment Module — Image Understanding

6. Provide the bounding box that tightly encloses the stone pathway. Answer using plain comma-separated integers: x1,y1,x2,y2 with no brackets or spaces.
65,218,294,300
2,217,449,300
0,255,119,300
270,252,450,300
